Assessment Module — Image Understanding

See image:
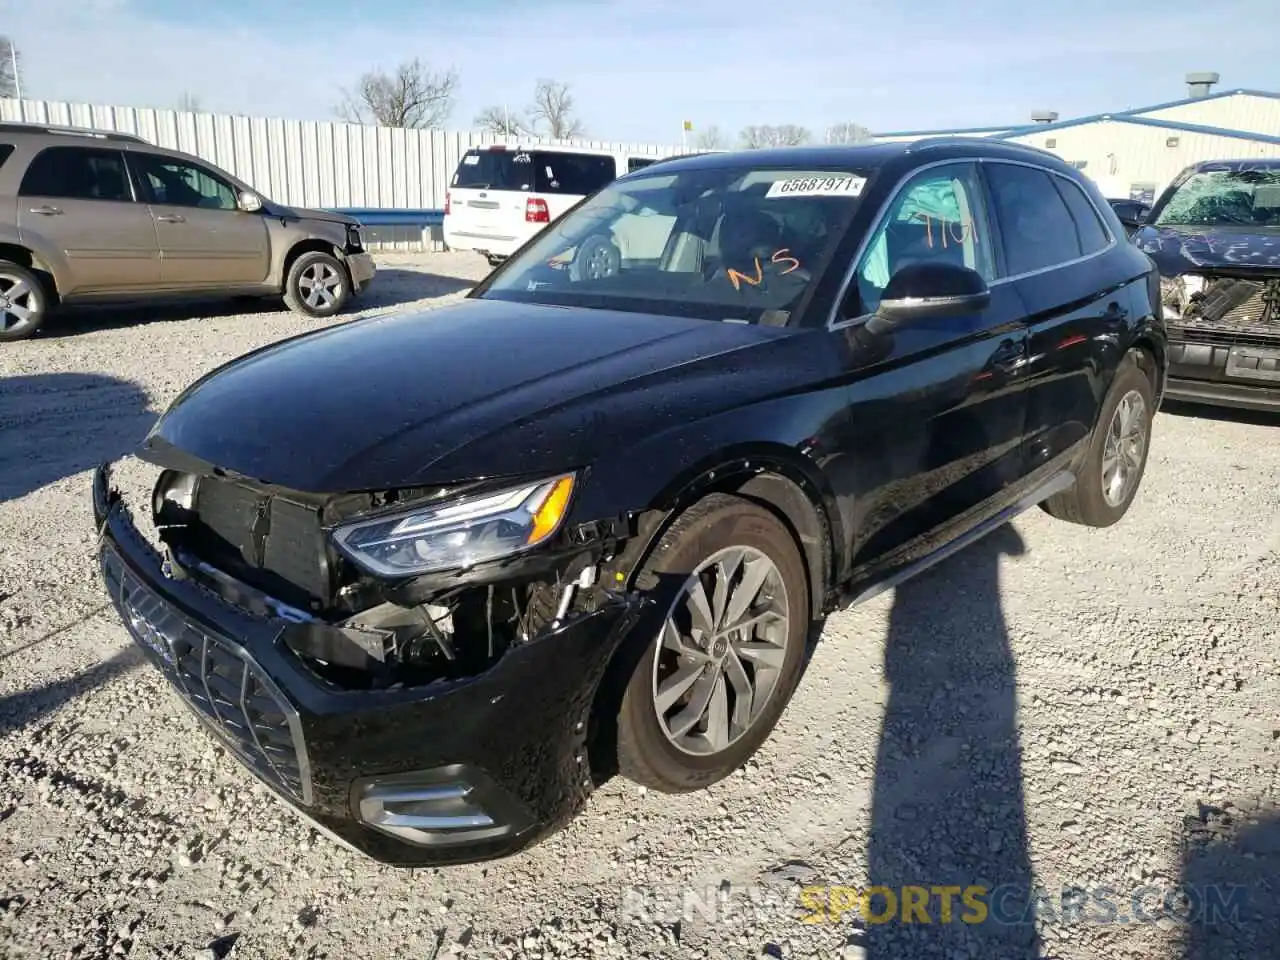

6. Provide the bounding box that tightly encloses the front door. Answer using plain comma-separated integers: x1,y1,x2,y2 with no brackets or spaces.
16,145,160,294
128,152,270,287
825,160,1031,575
983,162,1124,471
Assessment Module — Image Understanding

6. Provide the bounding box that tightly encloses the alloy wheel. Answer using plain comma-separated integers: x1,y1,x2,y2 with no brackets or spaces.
297,262,343,310
1101,389,1148,508
0,270,39,335
651,546,791,756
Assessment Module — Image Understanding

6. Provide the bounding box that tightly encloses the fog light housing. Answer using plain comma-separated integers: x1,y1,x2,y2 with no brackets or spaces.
352,765,530,847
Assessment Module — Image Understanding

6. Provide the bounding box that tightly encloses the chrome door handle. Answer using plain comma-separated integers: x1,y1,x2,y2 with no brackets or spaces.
29,205,62,215
155,214,186,223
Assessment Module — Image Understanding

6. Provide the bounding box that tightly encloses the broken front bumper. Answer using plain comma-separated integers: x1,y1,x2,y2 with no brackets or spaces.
92,463,640,866
1165,338,1280,412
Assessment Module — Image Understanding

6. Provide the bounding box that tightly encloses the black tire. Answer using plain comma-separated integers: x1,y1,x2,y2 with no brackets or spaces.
283,250,351,318
1041,351,1155,527
615,493,810,793
0,261,48,342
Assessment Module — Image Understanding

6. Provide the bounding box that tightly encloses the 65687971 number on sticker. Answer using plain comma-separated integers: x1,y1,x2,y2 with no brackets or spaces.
765,175,867,199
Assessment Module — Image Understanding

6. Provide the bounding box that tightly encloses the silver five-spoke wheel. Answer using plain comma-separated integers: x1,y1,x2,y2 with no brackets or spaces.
0,263,46,341
652,545,790,756
298,261,343,311
1101,389,1147,508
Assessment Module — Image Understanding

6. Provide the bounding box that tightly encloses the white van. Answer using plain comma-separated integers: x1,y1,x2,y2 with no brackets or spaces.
443,144,662,265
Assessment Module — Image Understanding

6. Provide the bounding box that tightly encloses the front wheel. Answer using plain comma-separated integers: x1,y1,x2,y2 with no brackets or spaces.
614,494,809,793
0,261,48,341
283,251,350,318
1041,351,1155,527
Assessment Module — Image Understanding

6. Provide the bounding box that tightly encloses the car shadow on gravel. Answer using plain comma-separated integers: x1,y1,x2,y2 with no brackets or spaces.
0,644,142,737
354,268,476,309
31,296,283,339
1177,803,1280,959
1159,399,1280,428
862,522,1042,959
0,373,157,503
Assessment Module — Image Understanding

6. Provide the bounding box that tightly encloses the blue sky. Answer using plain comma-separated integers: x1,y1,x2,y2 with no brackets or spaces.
6,0,1279,145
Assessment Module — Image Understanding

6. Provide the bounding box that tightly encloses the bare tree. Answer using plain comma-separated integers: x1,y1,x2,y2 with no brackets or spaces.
738,124,812,149
474,105,526,137
527,78,584,139
825,121,873,144
0,36,22,99
176,91,203,113
694,125,727,150
336,58,459,129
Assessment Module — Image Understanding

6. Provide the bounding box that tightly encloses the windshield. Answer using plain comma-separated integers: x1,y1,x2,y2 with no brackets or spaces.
1152,167,1280,228
478,165,872,323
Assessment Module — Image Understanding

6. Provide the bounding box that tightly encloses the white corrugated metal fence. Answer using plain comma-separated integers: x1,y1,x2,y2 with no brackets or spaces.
0,98,683,211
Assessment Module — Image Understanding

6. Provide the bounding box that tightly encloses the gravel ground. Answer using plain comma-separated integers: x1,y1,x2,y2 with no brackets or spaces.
2,252,1279,960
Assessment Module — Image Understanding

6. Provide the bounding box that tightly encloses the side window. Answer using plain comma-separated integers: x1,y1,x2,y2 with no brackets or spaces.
535,153,618,195
0,145,14,169
1053,177,1110,255
627,157,656,173
854,162,994,316
19,146,133,202
131,154,239,210
986,163,1082,276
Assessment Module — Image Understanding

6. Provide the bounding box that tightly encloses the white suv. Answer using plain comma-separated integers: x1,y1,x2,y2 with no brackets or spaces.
443,144,659,266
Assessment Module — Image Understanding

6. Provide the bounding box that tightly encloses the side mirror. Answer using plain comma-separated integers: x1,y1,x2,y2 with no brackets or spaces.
237,191,264,213
875,260,991,325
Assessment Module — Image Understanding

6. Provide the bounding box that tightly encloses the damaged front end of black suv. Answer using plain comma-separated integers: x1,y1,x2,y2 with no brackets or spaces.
92,444,661,865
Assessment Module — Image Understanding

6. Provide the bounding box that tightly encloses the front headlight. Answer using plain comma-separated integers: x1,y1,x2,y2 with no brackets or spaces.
331,473,576,577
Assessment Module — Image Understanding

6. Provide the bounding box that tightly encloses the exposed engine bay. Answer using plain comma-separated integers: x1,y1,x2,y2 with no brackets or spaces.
142,465,658,693
1161,273,1280,335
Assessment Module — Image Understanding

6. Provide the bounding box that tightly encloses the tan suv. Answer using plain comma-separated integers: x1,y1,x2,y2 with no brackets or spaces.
0,123,377,341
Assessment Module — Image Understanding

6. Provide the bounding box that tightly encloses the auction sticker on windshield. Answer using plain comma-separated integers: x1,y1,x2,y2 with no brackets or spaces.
766,175,867,199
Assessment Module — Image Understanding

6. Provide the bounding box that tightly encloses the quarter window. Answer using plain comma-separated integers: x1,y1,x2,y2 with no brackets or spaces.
1053,177,1110,255
854,161,995,316
19,146,133,202
986,163,1082,275
131,154,239,210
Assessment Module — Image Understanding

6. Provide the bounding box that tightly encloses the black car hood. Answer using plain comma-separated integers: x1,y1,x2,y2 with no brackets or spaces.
141,298,817,492
1135,223,1280,277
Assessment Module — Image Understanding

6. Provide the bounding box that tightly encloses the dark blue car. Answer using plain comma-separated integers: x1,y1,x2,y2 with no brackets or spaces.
1136,157,1280,412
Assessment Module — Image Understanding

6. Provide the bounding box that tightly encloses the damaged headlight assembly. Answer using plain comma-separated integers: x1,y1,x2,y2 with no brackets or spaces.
331,473,577,578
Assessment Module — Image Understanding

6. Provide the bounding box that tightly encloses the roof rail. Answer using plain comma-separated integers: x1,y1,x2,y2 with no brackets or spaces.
907,134,1059,158
0,122,148,144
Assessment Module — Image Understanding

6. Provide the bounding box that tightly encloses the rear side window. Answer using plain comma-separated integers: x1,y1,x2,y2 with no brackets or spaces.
0,145,13,169
452,149,535,191
534,152,617,195
20,146,133,202
986,163,1081,276
1053,177,1110,254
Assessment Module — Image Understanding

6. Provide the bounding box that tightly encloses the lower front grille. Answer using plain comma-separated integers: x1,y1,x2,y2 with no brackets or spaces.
1176,276,1280,343
101,546,313,806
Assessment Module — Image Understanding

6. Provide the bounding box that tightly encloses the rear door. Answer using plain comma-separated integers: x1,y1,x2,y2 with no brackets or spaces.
16,145,160,294
983,161,1125,472
825,160,1032,573
128,151,270,287
447,147,537,251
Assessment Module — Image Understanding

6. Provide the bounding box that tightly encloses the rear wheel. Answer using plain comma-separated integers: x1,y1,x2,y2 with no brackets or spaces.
283,250,350,318
1041,352,1155,527
0,261,48,342
615,494,809,792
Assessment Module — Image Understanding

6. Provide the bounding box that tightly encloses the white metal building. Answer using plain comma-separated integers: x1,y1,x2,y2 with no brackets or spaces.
872,74,1280,203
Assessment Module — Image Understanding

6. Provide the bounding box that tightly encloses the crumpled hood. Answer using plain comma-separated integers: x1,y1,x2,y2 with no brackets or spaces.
263,200,357,226
141,297,809,492
1135,223,1280,277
